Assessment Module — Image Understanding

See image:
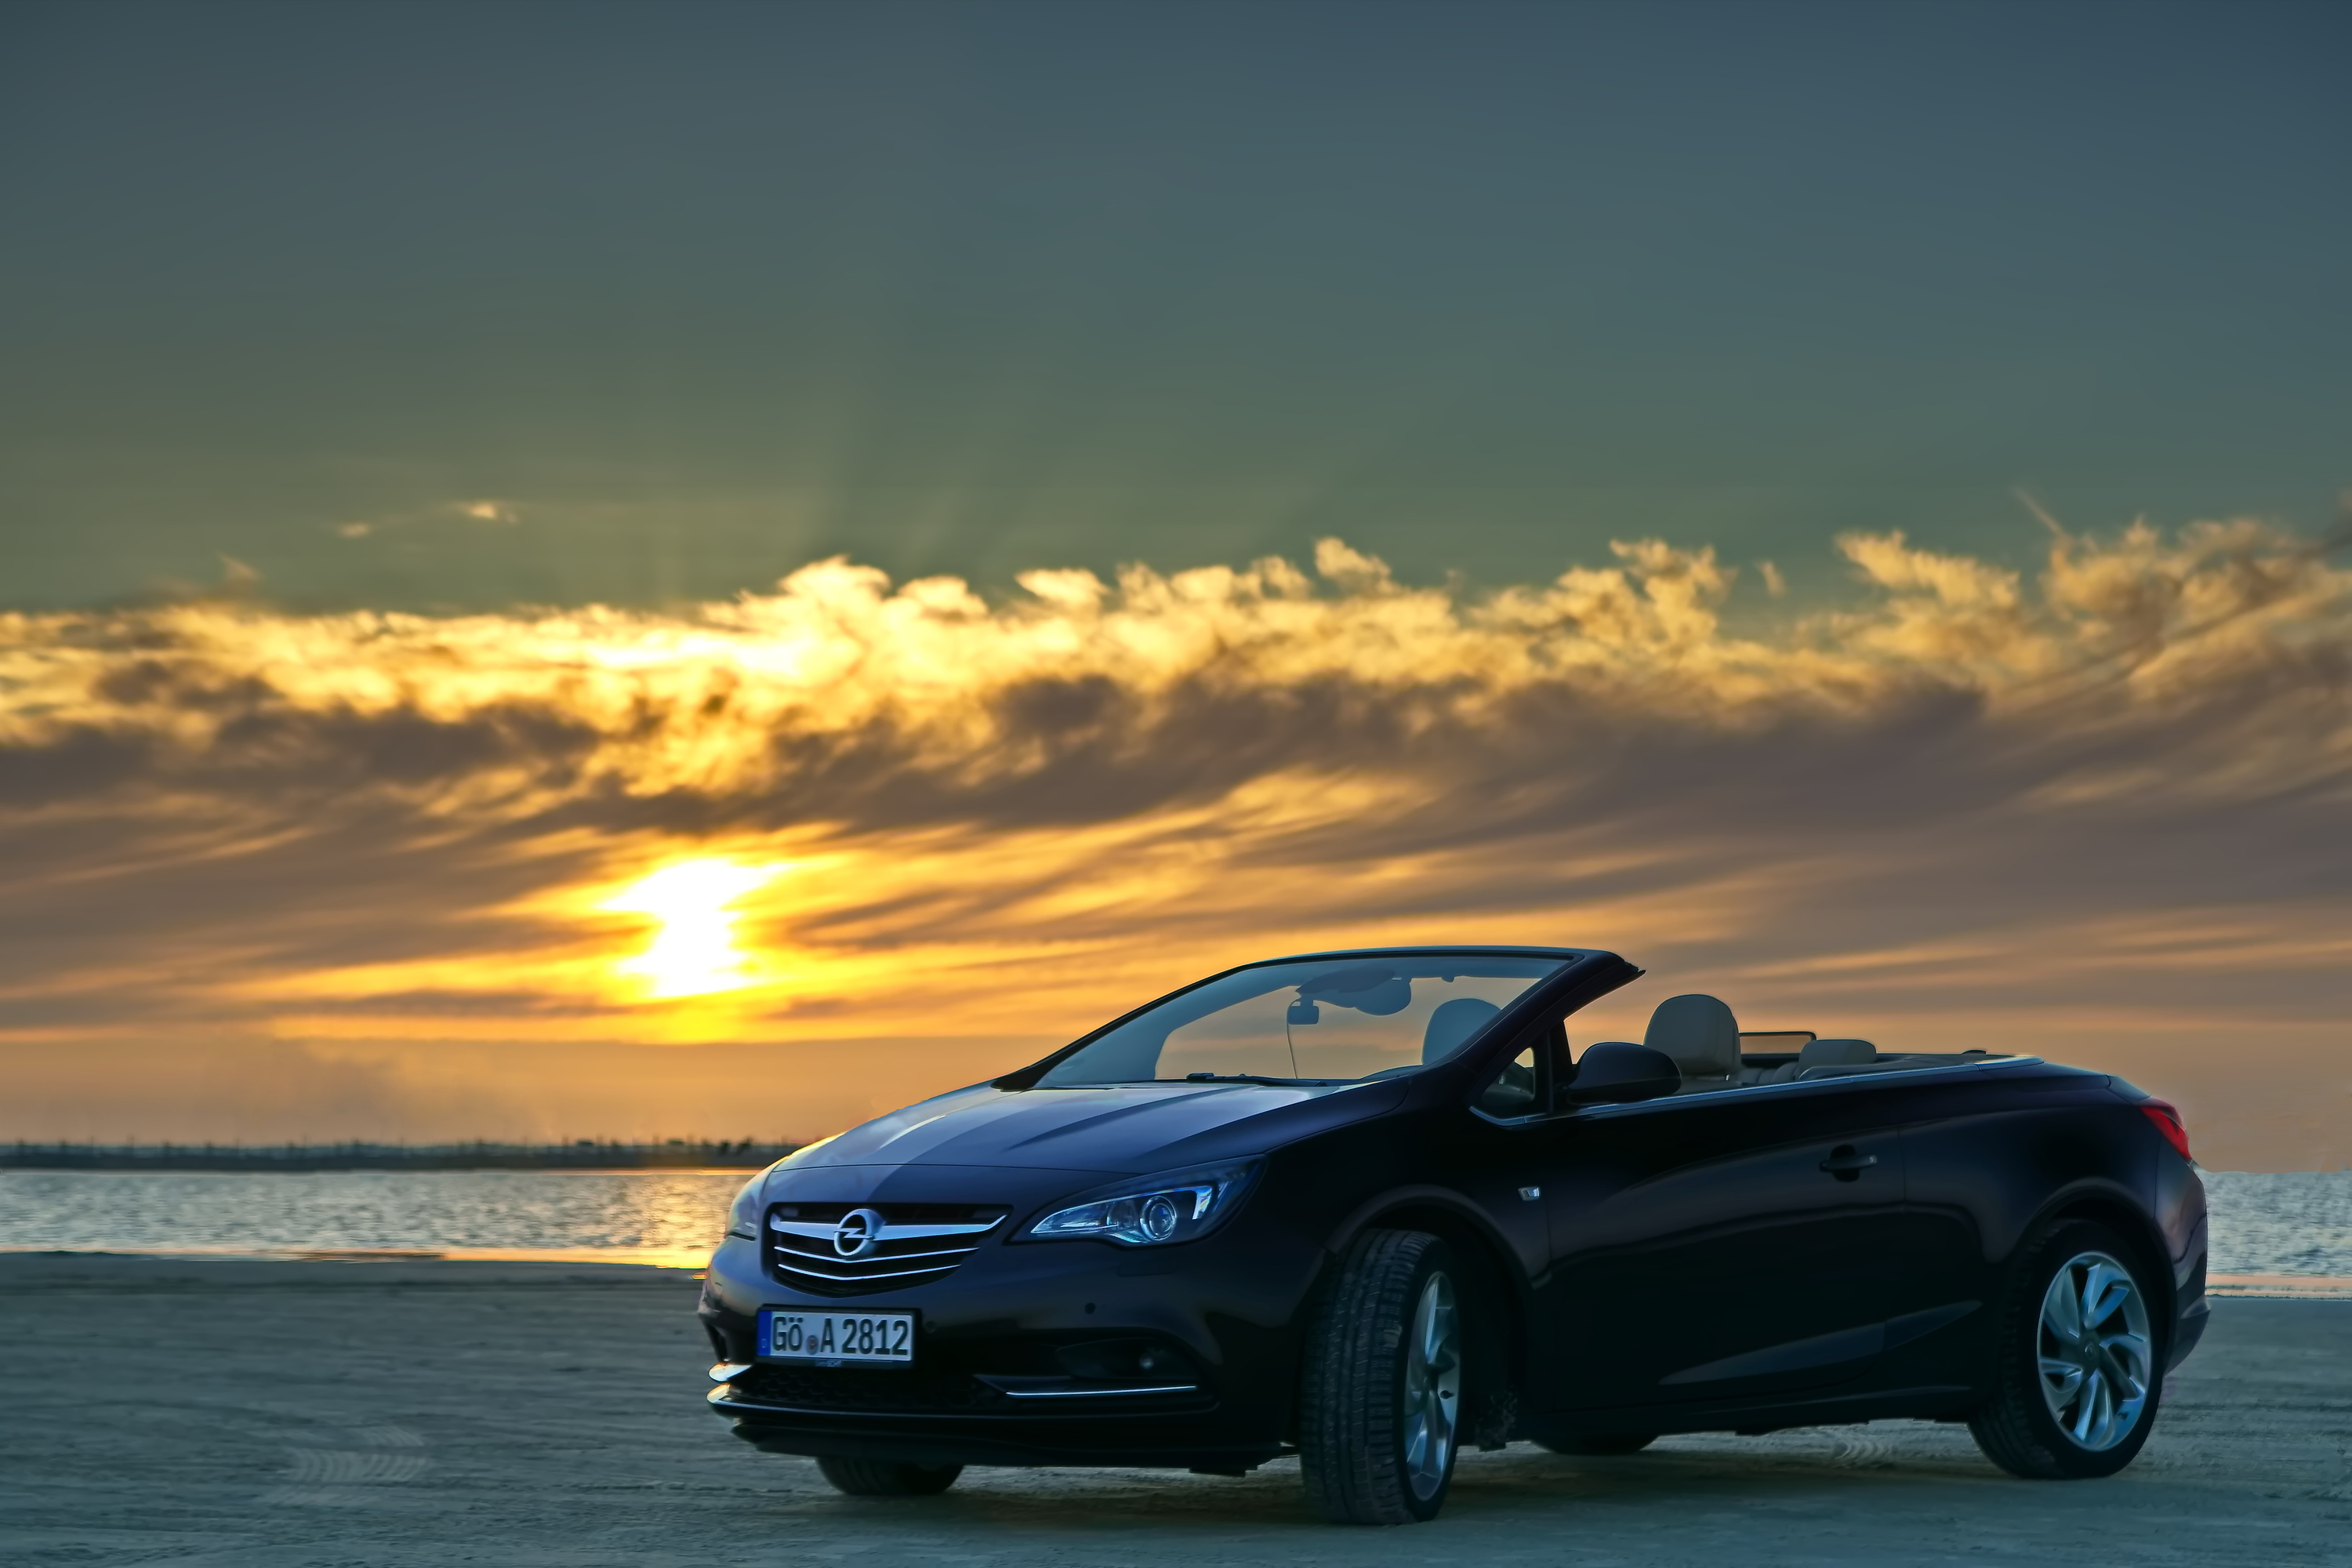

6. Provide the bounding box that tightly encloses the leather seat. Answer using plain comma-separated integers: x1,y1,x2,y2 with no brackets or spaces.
1643,993,1740,1091
1422,997,1502,1063
1760,1036,1877,1084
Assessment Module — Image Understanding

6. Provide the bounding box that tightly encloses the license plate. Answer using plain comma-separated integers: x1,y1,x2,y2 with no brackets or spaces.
757,1308,915,1366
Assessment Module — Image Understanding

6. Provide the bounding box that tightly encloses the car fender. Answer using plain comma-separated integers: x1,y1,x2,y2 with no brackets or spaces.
1312,1181,1537,1431
1904,1091,2151,1297
1322,1182,1528,1265
2010,1175,2180,1331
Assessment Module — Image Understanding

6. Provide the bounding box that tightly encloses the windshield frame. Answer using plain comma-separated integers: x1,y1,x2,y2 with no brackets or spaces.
1000,946,1595,1091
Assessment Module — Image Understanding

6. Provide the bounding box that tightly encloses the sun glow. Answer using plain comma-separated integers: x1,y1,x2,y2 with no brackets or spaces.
602,858,784,1000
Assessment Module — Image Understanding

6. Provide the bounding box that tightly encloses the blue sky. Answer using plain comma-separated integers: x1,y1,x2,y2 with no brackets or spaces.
3,2,2349,1164
4,0,2346,610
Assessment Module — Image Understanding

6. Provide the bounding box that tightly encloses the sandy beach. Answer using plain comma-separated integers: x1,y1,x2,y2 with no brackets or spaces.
3,1253,2347,1566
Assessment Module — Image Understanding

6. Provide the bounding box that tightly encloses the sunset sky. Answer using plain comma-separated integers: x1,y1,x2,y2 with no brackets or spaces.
3,2,2347,1169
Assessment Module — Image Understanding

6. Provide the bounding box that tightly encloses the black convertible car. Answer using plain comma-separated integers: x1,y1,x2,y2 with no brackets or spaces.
699,946,2207,1525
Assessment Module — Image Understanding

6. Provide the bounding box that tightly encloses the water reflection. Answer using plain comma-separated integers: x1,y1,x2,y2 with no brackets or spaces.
0,1170,743,1263
1,1169,2347,1286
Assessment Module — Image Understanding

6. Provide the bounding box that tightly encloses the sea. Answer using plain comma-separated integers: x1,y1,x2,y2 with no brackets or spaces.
0,1168,2346,1294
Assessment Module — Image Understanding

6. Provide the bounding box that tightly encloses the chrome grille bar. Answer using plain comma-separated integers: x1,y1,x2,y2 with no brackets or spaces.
771,1257,972,1284
769,1217,1004,1242
764,1205,1007,1294
772,1240,982,1265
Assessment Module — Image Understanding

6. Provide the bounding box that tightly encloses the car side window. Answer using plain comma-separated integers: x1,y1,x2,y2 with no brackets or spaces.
1476,1046,1541,1117
1472,1022,1570,1120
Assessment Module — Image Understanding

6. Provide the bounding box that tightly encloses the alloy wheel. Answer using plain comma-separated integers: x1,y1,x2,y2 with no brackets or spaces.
2035,1250,2154,1451
1400,1271,1461,1500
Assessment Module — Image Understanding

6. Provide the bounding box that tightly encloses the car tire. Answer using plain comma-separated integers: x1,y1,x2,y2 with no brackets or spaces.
1969,1218,2165,1479
1540,1433,1657,1456
1299,1228,1465,1526
813,1455,964,1496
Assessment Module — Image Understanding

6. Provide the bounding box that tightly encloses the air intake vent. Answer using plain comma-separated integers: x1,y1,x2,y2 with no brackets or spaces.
765,1203,1007,1296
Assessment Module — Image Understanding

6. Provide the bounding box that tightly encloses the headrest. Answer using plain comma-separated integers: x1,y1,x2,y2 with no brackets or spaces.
1644,993,1740,1078
1422,997,1503,1063
1798,1037,1877,1066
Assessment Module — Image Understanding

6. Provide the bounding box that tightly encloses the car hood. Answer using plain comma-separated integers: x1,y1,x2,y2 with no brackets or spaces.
775,1076,1411,1177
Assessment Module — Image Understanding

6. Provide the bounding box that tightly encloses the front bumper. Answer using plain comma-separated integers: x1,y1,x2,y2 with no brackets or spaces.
706,1369,1282,1470
695,1185,1324,1468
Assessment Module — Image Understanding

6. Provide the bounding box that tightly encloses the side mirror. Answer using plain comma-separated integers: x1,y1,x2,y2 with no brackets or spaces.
1564,1042,1680,1105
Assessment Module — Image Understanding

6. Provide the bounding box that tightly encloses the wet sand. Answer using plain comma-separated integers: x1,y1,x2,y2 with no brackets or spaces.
3,1253,2347,1566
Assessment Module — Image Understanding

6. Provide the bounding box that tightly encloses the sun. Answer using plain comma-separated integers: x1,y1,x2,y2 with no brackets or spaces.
601,857,785,1000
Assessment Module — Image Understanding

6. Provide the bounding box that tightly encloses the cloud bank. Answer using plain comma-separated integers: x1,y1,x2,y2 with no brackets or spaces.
2,520,2347,1167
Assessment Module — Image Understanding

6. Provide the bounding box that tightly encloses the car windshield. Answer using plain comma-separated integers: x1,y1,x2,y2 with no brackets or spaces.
1037,953,1569,1086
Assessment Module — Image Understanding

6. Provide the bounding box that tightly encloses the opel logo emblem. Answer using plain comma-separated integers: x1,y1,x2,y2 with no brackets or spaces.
833,1207,886,1258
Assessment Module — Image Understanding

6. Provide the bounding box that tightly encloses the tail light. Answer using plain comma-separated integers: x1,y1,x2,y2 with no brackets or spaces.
2140,1101,2192,1163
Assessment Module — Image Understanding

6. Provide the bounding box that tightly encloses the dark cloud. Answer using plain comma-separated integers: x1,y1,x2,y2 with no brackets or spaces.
0,725,155,805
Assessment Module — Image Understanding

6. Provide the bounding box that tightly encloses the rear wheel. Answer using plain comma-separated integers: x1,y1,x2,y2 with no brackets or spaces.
1541,1432,1657,1456
814,1455,964,1496
1299,1228,1464,1525
1969,1219,2162,1479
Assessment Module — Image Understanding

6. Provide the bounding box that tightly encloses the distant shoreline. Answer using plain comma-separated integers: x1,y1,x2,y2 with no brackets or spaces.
1,1141,799,1172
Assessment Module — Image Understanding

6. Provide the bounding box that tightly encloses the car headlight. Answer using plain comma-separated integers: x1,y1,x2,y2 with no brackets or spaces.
724,1174,765,1240
1025,1161,1260,1247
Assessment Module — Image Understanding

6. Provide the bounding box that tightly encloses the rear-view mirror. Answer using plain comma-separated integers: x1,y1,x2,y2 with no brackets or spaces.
1564,1041,1680,1105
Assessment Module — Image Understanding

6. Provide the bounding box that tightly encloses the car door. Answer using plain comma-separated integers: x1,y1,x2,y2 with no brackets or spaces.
1527,1080,1915,1413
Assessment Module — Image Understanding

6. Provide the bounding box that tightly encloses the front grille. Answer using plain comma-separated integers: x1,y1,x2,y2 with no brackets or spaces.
726,1364,1011,1415
765,1203,1008,1296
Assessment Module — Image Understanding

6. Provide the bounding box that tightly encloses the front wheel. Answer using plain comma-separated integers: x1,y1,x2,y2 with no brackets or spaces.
1969,1219,2163,1479
814,1455,963,1496
1299,1229,1464,1525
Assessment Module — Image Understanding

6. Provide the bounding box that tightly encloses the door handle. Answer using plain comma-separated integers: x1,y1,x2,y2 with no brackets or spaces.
1818,1145,1878,1181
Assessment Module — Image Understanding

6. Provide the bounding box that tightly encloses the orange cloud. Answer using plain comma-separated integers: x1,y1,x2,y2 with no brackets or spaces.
0,521,2346,1166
